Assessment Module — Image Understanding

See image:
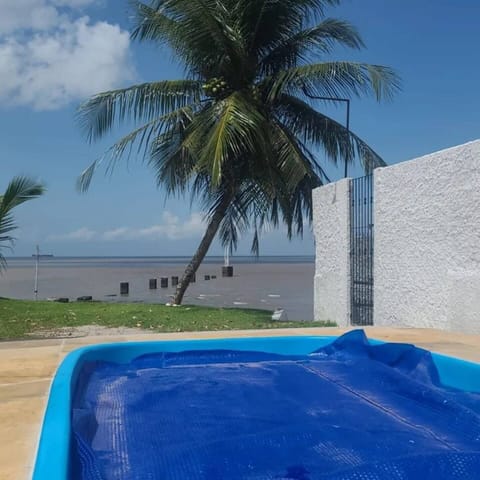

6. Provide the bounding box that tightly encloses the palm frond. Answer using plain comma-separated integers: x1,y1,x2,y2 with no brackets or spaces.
130,1,180,44
149,127,196,193
77,80,202,142
131,0,246,79
213,181,269,253
266,61,400,103
0,177,45,271
251,226,260,256
238,0,341,57
275,94,385,171
260,19,364,75
197,92,269,185
77,106,197,192
290,175,317,236
177,103,218,160
270,121,314,188
0,177,45,214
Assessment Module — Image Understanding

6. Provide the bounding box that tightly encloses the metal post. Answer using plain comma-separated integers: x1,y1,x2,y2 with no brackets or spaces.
303,91,351,178
34,245,39,301
345,100,350,178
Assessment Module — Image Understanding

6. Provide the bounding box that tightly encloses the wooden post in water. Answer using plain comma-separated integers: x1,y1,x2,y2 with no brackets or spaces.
222,266,233,277
222,247,234,277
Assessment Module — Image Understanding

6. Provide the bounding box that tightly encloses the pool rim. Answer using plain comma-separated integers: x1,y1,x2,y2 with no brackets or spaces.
32,334,480,480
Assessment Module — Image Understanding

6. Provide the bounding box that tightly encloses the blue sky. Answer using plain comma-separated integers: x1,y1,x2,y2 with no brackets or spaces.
1,0,479,257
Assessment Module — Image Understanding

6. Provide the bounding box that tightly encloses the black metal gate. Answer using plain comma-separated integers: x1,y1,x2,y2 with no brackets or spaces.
350,175,374,325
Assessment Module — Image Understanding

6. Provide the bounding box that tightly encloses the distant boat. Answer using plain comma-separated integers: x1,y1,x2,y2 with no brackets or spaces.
32,253,54,258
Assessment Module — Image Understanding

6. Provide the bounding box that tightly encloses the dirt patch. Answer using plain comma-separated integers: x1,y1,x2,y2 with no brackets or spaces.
27,325,150,339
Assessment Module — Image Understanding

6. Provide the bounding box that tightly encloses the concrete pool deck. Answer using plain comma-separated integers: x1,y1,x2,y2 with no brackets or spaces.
1,326,480,480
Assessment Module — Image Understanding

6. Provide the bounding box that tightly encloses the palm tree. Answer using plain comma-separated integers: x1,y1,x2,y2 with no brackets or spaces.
0,177,45,270
78,0,400,304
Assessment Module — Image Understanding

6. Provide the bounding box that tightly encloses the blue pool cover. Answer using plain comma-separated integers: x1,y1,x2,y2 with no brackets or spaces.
71,330,480,479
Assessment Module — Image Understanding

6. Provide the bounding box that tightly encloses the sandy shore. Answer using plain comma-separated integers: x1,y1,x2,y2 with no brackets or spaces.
0,260,315,320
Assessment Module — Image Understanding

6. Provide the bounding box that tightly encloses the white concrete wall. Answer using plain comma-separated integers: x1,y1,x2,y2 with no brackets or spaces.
374,140,480,334
312,179,351,326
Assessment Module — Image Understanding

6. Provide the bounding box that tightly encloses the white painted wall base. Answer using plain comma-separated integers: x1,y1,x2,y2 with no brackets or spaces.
312,179,350,327
374,140,480,334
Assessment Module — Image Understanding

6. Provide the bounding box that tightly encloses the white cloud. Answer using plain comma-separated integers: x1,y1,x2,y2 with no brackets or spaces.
48,212,206,242
0,0,60,34
0,0,97,34
0,0,133,110
48,227,96,241
53,0,97,6
103,212,206,241
102,227,130,241
135,212,205,240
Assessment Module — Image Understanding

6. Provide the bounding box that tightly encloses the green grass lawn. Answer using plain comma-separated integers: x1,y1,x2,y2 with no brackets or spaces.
0,298,333,340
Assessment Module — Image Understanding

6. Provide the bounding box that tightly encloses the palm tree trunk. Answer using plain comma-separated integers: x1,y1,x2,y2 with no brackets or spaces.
173,194,232,305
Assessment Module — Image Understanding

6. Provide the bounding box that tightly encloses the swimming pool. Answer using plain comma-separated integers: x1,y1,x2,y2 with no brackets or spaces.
33,331,480,479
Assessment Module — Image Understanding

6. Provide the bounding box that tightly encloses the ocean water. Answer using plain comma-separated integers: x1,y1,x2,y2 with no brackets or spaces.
0,256,315,320
5,255,314,268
